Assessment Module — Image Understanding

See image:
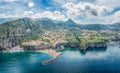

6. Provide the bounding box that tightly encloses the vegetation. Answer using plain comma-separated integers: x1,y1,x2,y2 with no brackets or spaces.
65,31,105,47
0,17,119,50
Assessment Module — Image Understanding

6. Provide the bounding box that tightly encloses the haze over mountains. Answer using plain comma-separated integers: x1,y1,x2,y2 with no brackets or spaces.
0,17,120,31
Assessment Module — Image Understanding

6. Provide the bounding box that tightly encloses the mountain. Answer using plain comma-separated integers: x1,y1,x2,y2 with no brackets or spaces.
0,18,44,49
35,18,59,30
64,19,81,28
82,24,110,31
0,18,119,33
55,19,82,29
0,18,43,34
0,18,15,24
65,19,76,26
110,22,120,31
0,17,120,49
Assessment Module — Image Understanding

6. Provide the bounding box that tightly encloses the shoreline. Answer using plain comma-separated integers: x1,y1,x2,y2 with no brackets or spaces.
3,49,62,65
37,49,62,65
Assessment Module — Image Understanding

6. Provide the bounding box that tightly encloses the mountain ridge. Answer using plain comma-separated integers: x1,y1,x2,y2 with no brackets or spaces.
1,17,120,31
0,17,119,51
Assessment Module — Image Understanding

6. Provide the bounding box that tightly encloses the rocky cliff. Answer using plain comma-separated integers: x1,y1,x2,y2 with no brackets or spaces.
20,42,107,52
55,43,107,51
0,42,107,52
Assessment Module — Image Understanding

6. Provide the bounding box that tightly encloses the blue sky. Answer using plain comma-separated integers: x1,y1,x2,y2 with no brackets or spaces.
0,0,120,24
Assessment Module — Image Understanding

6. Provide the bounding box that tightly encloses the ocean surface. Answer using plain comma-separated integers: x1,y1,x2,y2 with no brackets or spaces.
0,45,120,73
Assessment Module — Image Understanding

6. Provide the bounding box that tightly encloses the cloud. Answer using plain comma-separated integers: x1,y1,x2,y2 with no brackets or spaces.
62,2,112,18
0,10,67,21
32,11,67,21
0,0,32,3
52,0,95,5
22,11,34,17
115,11,120,19
0,0,120,24
95,0,120,8
0,13,19,18
0,0,30,15
52,0,79,5
112,11,120,23
61,2,115,24
53,0,120,8
0,11,34,18
28,2,34,8
2,0,19,2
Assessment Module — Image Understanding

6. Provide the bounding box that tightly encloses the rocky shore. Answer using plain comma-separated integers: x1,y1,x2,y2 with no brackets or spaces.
0,42,107,52
55,43,107,51
0,42,107,65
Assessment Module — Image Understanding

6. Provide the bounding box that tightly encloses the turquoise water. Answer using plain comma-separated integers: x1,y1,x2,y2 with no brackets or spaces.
0,45,120,73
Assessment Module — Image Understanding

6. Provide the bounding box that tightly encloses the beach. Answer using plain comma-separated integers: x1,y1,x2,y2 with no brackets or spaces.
3,46,62,65
37,49,62,65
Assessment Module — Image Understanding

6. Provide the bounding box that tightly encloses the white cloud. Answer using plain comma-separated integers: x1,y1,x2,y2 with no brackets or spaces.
52,0,79,5
52,0,96,5
0,14,19,18
0,0,120,24
53,0,120,8
22,11,34,18
115,11,120,19
2,0,19,2
61,2,114,24
0,0,31,3
32,11,67,21
0,10,66,21
23,11,34,16
28,2,34,8
95,0,120,8
63,2,112,18
112,11,120,23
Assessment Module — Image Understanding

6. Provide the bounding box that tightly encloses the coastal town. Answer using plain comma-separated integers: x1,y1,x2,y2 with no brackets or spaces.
0,18,120,64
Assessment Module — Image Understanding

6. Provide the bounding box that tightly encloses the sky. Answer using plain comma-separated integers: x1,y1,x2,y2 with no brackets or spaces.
0,0,120,24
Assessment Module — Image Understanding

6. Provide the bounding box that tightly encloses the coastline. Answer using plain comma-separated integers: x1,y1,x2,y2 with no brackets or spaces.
1,42,108,65
37,49,61,58
2,47,62,65
37,49,62,65
3,47,62,58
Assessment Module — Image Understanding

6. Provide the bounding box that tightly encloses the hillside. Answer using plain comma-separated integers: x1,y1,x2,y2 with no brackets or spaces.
0,18,43,49
0,18,119,50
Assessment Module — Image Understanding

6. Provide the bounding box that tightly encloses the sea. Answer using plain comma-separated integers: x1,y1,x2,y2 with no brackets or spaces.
0,44,120,73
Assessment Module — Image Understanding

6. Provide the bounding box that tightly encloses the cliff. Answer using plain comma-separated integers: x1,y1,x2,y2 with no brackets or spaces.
55,43,107,51
0,18,110,52
0,42,107,52
20,42,107,52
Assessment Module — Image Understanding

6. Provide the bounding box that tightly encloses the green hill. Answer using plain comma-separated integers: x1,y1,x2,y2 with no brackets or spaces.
0,17,119,50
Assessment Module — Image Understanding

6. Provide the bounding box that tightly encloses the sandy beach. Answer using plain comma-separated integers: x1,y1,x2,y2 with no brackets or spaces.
37,49,62,65
4,46,62,65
